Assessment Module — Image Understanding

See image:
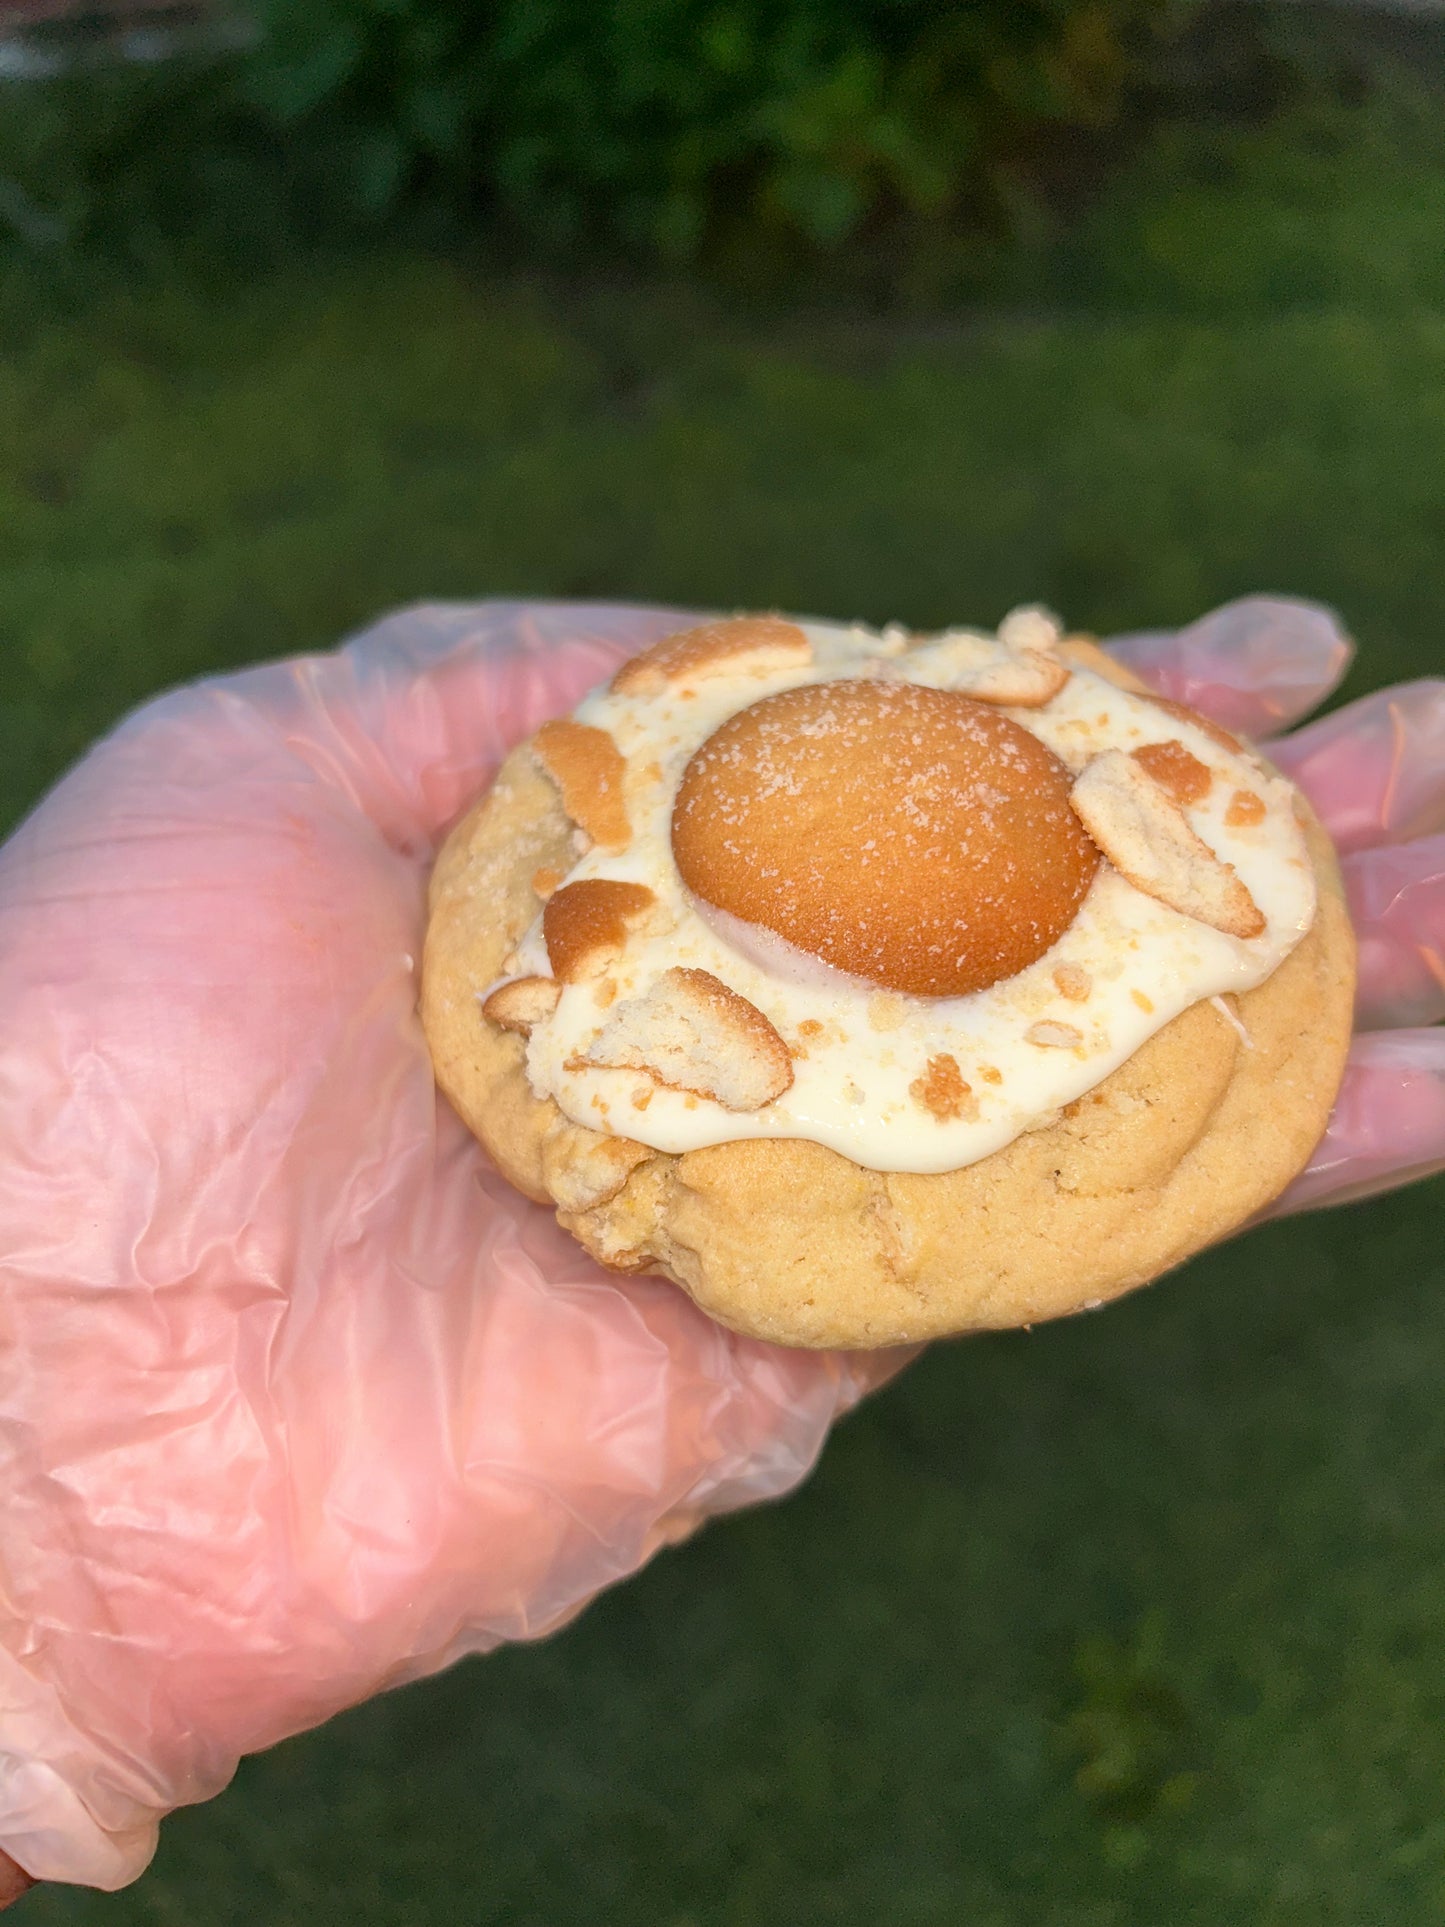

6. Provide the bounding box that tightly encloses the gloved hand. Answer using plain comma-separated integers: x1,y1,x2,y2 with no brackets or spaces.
1,598,1442,1901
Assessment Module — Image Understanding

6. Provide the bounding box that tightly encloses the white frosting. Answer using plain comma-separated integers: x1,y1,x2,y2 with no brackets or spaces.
500,618,1316,1176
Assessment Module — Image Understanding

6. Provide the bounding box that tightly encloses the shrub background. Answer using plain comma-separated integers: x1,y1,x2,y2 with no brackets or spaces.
1,0,1420,285
243,0,1164,261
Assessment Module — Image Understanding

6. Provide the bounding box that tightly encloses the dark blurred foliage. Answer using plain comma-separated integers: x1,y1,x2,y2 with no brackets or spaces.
240,0,1170,269
0,0,1442,295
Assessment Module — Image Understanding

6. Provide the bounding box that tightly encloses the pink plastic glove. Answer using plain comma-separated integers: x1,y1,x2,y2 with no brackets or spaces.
2,597,1443,1902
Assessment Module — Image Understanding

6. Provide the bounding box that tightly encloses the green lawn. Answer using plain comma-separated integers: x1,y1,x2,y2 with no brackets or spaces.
6,85,1445,1927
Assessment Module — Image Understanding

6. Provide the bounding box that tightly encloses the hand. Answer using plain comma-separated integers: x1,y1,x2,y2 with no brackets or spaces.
0,598,1441,1899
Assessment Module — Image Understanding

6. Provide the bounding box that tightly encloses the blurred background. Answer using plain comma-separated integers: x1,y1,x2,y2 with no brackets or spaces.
3,2,1444,1921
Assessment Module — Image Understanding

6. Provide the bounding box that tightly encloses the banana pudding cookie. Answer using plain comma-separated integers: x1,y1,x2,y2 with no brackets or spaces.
421,609,1355,1348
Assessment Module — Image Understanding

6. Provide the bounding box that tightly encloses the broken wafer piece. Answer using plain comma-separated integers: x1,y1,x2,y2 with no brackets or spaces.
543,879,662,984
910,1053,977,1122
951,649,1070,707
1026,1020,1083,1049
1070,750,1267,940
577,967,794,1111
997,605,1064,654
533,720,631,852
1052,963,1092,1001
482,976,561,1035
611,617,812,696
907,627,1069,706
1131,738,1213,806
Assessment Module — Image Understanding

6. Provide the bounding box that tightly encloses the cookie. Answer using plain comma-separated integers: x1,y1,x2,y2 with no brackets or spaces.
421,613,1355,1348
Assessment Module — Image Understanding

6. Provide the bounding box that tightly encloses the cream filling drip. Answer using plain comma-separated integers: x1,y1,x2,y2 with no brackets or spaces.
501,619,1316,1176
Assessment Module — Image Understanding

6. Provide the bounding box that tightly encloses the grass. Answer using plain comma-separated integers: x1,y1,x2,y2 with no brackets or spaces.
6,81,1445,1927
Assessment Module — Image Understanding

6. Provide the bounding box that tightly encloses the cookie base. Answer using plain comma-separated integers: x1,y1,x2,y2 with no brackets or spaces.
422,737,1355,1349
